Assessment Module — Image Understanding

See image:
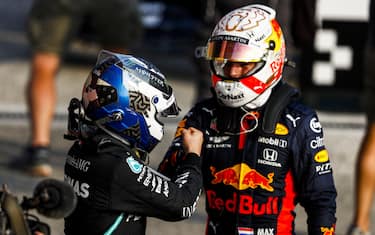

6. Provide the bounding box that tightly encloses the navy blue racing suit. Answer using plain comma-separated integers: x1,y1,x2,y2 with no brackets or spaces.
64,135,202,235
158,83,337,235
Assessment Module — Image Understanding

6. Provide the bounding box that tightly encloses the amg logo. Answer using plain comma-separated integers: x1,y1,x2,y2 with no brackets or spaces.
66,156,91,172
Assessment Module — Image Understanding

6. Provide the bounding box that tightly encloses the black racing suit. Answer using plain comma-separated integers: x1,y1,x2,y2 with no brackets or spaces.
158,84,337,235
64,135,202,235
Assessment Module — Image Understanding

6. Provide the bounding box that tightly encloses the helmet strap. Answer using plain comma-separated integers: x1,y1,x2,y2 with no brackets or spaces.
95,121,131,147
95,121,150,165
216,106,259,136
223,108,259,135
261,82,300,134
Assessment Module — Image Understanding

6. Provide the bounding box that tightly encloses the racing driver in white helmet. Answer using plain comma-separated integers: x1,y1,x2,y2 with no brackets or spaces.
64,50,203,235
158,4,337,235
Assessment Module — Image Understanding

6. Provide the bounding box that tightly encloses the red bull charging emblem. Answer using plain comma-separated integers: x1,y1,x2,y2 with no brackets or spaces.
210,163,274,192
321,226,334,235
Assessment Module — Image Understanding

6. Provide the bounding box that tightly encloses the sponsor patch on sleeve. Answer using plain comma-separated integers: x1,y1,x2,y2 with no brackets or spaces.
314,149,329,163
126,156,143,174
274,123,288,135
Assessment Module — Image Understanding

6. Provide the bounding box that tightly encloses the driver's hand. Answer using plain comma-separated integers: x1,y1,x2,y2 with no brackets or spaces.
182,127,203,156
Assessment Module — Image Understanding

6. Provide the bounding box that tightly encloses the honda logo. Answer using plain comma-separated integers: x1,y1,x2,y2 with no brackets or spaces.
263,148,278,162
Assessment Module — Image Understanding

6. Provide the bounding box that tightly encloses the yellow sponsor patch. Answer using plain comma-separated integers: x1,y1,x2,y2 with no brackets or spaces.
274,123,288,135
314,149,329,163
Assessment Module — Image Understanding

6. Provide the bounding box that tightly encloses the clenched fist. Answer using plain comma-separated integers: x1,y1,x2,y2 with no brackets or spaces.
182,127,203,156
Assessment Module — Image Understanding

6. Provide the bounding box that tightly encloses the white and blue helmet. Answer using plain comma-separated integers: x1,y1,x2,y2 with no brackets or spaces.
80,50,180,152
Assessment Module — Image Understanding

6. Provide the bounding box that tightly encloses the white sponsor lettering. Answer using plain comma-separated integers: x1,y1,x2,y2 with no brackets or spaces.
137,167,170,197
209,136,230,143
175,172,190,188
154,176,162,194
310,136,324,149
257,159,282,167
64,174,90,198
143,170,152,187
218,92,244,100
135,67,165,88
257,228,274,235
66,156,91,172
182,193,200,217
258,136,287,148
125,214,142,222
163,181,169,197
206,143,232,149
316,162,332,175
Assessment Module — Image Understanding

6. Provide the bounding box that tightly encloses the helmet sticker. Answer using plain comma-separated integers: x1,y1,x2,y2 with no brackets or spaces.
210,35,249,44
115,60,171,96
122,123,141,141
214,7,267,34
129,91,151,117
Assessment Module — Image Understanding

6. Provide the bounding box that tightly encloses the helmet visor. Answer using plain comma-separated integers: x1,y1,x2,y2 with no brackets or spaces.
211,60,265,80
206,40,265,62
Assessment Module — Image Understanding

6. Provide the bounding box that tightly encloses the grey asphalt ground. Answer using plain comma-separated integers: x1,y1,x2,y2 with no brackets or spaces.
0,1,374,235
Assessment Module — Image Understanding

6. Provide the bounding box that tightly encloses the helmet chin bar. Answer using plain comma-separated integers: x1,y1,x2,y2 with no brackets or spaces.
244,87,273,109
213,77,276,109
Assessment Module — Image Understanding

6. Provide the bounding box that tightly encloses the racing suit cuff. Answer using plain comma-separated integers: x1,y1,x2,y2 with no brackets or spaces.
182,152,201,166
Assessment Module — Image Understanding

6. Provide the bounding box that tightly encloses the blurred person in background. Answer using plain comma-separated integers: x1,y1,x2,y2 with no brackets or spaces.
64,50,203,235
348,0,375,234
10,0,143,177
158,4,336,234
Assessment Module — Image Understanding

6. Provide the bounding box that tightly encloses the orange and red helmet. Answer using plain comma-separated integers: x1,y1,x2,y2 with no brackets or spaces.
206,4,286,108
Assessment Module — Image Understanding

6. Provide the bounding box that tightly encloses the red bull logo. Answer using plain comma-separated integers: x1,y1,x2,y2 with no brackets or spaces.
210,163,274,192
321,226,334,235
207,190,279,215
